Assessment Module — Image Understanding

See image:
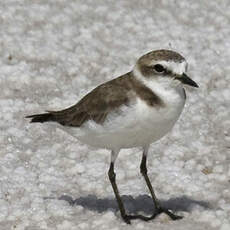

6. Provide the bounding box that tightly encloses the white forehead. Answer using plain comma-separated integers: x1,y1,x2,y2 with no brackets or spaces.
156,60,188,75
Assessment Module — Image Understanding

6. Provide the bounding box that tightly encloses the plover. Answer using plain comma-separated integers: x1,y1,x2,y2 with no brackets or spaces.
26,49,198,224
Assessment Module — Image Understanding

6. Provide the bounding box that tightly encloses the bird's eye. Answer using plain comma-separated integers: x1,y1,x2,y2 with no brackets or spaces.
153,64,165,73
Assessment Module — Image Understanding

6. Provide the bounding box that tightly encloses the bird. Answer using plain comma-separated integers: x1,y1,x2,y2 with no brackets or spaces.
26,49,198,224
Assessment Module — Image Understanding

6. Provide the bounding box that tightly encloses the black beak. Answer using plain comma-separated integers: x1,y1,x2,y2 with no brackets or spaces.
176,73,199,88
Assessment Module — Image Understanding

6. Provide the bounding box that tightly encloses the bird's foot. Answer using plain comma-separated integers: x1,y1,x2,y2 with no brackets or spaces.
122,214,154,224
157,207,183,220
121,208,183,224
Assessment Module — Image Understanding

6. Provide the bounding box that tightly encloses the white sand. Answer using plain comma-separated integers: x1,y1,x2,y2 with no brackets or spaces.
0,0,229,229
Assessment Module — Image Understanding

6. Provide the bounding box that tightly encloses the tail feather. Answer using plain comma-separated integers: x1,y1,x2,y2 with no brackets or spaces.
25,113,55,123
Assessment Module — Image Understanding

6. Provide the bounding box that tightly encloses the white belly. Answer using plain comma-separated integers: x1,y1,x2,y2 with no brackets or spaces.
60,86,185,150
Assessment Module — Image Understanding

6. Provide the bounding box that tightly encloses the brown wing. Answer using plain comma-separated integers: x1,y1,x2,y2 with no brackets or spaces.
45,73,133,127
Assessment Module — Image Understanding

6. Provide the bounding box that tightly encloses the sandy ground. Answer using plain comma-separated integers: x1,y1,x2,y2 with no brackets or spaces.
0,0,230,229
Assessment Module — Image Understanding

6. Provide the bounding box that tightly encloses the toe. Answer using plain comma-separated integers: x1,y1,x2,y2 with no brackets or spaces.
122,215,131,224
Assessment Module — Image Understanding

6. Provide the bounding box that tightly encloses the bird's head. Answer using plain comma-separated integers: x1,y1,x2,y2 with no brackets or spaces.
134,49,198,88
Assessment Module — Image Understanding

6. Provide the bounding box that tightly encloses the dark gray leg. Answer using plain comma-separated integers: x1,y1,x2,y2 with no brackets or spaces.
108,161,131,224
108,150,159,224
140,146,183,220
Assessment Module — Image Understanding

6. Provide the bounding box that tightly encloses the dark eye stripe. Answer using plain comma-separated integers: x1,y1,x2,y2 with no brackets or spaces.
138,64,170,77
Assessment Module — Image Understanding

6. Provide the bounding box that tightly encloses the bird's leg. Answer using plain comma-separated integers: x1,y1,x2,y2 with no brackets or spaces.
108,150,132,224
108,148,182,224
108,150,156,224
108,161,131,224
108,151,158,224
140,146,183,221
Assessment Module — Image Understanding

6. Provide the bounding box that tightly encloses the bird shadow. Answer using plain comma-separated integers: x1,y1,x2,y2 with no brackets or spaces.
45,194,212,215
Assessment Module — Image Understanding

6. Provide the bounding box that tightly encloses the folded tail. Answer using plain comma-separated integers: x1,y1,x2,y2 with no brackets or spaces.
25,112,55,123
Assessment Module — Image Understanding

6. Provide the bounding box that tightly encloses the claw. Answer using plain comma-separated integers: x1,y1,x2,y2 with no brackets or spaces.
158,207,183,220
122,215,131,224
